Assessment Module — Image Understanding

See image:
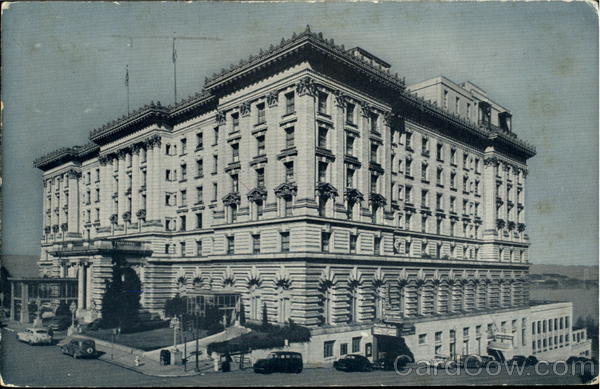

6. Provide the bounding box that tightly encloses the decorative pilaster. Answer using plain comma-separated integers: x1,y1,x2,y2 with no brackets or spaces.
131,147,141,223
117,150,128,226
66,169,80,236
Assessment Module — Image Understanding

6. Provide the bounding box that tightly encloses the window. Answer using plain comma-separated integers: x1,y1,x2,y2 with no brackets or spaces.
256,201,263,219
196,186,203,203
450,148,457,165
318,91,328,114
285,92,295,115
257,103,266,124
450,171,456,189
180,190,187,206
180,138,187,154
281,232,290,252
232,144,239,163
374,236,381,254
436,143,444,161
196,212,203,229
284,197,293,216
463,152,469,169
346,103,355,124
196,240,203,256
196,159,203,177
346,167,355,188
436,193,443,210
285,162,294,183
340,343,348,356
350,234,357,253
212,155,218,174
405,185,413,203
422,136,429,155
466,103,471,118
435,332,443,343
370,173,378,193
196,132,203,150
405,132,413,149
370,113,378,133
419,334,427,344
370,143,379,163
443,90,448,109
230,175,238,193
285,127,295,148
405,158,412,177
346,135,355,156
455,96,460,114
421,189,429,208
212,182,218,201
318,127,328,148
324,341,334,358
226,236,234,255
321,232,330,252
436,167,444,186
318,162,327,183
232,113,240,131
165,169,173,181
213,127,219,145
256,168,265,187
421,162,428,182
180,164,187,181
257,136,265,155
421,215,428,233
179,215,186,231
352,337,361,353
252,234,260,254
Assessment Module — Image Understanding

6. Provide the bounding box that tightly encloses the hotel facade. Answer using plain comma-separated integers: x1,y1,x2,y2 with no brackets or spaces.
33,27,589,364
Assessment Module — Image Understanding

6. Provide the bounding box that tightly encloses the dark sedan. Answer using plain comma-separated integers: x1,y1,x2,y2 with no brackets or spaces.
508,355,538,367
333,354,372,372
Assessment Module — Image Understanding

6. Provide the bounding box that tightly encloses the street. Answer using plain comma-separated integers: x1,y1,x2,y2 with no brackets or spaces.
0,329,590,386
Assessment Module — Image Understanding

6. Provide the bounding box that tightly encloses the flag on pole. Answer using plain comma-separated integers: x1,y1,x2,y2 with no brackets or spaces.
172,38,177,64
125,64,129,87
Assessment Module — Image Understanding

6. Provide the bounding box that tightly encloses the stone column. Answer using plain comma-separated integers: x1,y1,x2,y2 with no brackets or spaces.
481,151,499,261
333,92,345,217
117,150,128,226
21,282,29,324
86,264,93,310
77,264,85,313
383,112,392,215
295,77,316,204
131,146,141,223
99,156,111,227
67,170,80,235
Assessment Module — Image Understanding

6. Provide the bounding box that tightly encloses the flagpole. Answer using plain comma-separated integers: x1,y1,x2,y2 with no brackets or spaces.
125,64,130,115
172,35,177,104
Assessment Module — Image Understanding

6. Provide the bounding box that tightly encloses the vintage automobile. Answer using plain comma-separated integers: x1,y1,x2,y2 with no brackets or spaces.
373,354,413,371
58,337,99,359
48,315,71,331
422,355,457,369
333,354,373,372
508,355,538,367
16,327,53,345
253,351,303,374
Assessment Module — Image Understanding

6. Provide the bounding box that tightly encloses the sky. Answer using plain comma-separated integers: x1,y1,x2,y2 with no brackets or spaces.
2,1,598,266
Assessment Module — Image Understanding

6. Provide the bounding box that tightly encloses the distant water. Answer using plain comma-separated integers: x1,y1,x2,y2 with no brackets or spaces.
530,286,599,324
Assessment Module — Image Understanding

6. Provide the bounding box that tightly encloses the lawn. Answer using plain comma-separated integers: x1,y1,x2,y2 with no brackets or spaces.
82,327,208,351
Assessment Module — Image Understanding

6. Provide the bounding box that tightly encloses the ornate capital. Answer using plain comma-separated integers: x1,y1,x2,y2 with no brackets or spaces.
132,142,145,154
334,90,347,108
266,90,279,107
344,188,364,205
222,192,241,206
369,192,387,208
274,182,297,198
383,111,393,127
296,76,317,96
315,182,339,200
216,110,226,125
360,101,372,117
240,101,251,117
117,148,128,160
145,135,161,149
483,156,499,167
247,186,268,203
66,169,81,179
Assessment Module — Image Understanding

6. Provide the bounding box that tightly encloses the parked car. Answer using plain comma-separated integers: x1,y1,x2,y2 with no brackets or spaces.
333,354,373,372
253,352,303,374
423,355,457,369
48,315,71,331
58,337,98,359
508,355,538,367
16,327,53,345
373,354,412,371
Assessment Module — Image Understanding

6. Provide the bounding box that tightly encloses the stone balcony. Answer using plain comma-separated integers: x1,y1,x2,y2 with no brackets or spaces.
48,239,153,258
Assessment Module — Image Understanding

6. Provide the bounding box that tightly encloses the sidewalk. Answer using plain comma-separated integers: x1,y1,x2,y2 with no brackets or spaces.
4,320,215,377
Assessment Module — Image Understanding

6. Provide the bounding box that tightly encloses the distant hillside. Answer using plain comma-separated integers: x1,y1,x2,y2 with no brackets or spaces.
1,255,39,278
530,264,599,281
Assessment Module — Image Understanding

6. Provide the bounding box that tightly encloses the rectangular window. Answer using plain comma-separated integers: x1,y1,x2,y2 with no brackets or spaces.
419,334,427,344
318,127,328,148
346,167,355,188
284,197,293,216
436,193,443,210
285,92,295,115
463,152,469,169
318,92,328,114
346,103,355,124
196,186,203,203
213,155,218,174
374,236,381,254
422,136,429,154
285,127,295,148
227,236,234,255
285,162,294,183
196,159,203,177
346,135,355,156
350,234,357,253
421,162,428,181
340,343,348,356
180,190,187,206
450,148,457,165
321,232,331,252
371,173,378,193
181,164,187,181
180,138,187,154
252,234,260,254
455,96,460,114
324,341,334,358
463,327,469,338
256,168,265,187
196,132,203,150
318,162,327,183
257,103,266,124
232,113,240,130
371,143,378,163
437,167,444,186
352,337,361,353
232,144,239,163
257,136,265,155
281,232,290,252
197,240,203,256
443,90,448,109
231,174,239,193
212,183,218,201
370,113,379,133
435,331,443,343
196,213,203,229
213,127,219,145
421,190,429,208
421,215,428,233
437,143,444,161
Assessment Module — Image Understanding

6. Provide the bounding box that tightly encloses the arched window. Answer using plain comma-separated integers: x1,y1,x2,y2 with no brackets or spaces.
319,281,333,326
374,286,385,321
249,285,261,321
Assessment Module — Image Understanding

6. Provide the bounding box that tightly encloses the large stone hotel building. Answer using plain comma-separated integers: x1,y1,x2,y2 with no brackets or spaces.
33,27,589,364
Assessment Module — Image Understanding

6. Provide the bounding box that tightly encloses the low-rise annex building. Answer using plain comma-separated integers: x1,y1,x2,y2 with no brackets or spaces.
33,26,589,364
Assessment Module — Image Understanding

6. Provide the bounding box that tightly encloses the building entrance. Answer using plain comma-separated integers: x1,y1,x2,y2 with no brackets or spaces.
374,335,414,362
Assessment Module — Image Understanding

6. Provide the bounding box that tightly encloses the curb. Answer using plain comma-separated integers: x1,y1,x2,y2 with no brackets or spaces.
96,356,210,378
